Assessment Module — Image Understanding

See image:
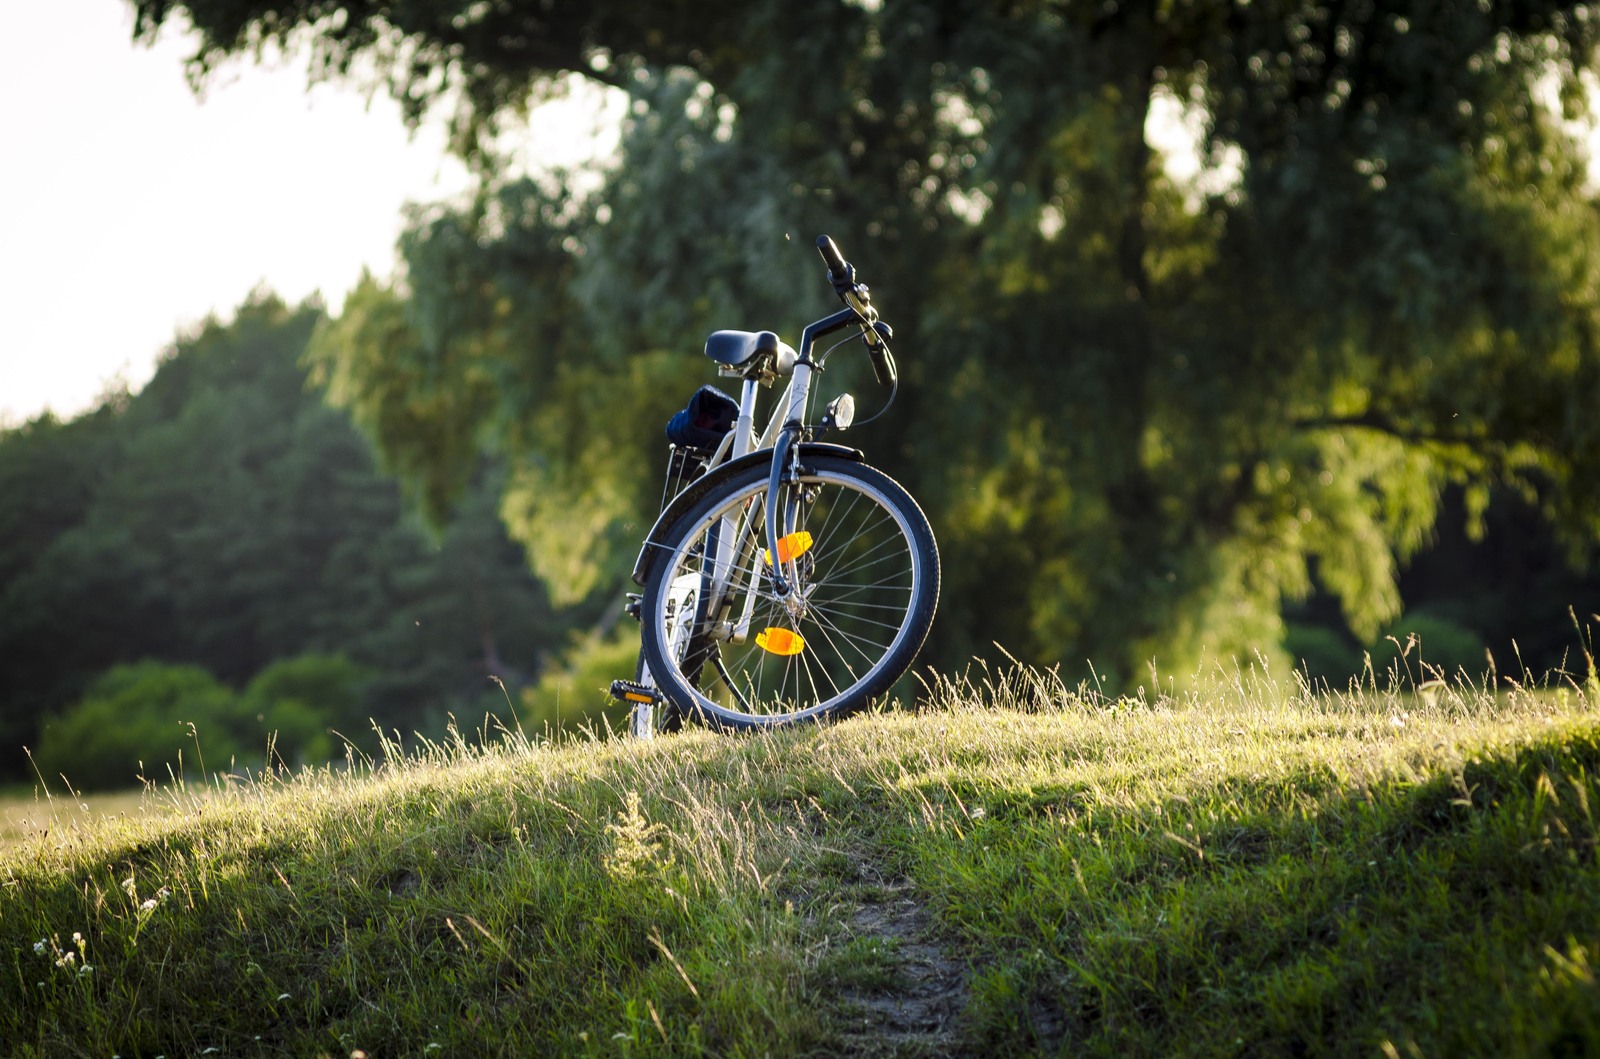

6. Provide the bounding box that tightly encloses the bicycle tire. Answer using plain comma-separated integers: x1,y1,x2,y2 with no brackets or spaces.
639,455,938,730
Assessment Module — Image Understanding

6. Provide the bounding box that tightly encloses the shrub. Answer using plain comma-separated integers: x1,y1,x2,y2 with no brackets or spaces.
520,630,639,731
1367,609,1490,683
1283,621,1359,687
32,661,243,791
242,653,374,764
32,654,380,790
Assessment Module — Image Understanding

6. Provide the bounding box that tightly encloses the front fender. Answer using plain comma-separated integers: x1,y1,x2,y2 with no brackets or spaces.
631,442,864,586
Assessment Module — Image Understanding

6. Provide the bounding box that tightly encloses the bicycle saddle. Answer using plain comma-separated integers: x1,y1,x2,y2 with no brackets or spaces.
704,330,797,376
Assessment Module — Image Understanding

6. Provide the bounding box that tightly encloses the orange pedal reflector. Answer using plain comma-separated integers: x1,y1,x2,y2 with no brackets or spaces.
756,628,806,656
608,678,657,705
764,531,814,566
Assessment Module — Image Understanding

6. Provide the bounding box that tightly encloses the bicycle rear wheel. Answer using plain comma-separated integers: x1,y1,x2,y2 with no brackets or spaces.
639,455,938,729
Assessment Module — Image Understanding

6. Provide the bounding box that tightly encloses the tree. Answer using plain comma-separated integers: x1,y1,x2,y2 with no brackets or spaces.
0,293,561,778
133,0,1600,683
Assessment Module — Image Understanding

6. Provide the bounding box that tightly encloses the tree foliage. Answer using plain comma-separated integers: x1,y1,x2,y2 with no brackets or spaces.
31,655,373,790
132,0,1600,683
0,294,559,780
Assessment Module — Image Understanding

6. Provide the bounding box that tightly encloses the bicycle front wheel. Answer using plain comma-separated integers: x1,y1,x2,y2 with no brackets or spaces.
639,455,939,730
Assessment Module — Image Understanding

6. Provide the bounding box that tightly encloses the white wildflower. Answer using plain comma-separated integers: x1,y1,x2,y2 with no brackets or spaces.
137,886,172,917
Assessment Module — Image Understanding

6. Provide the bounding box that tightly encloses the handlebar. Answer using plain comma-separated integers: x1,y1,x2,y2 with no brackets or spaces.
814,234,897,387
868,343,896,387
816,235,847,281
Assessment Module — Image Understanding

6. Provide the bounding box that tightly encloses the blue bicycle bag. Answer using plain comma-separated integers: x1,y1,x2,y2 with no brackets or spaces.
666,385,739,452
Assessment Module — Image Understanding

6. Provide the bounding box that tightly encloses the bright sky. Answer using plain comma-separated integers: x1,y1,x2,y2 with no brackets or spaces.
0,0,619,426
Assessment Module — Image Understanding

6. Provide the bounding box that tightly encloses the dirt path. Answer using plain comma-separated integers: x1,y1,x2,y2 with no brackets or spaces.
833,873,971,1057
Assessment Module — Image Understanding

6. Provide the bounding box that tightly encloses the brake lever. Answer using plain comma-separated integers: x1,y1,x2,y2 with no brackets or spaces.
844,284,877,326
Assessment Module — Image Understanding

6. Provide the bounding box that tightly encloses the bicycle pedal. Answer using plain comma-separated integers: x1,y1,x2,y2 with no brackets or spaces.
623,593,643,622
609,679,658,705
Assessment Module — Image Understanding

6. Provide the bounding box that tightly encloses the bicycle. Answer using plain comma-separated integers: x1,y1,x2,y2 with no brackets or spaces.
610,236,941,736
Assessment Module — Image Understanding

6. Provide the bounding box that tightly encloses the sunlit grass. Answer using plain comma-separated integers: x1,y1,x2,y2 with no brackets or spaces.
3,661,1598,1056
1,788,153,851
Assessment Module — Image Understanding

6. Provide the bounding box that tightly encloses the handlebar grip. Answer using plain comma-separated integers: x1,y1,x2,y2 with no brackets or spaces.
868,344,897,388
816,235,847,278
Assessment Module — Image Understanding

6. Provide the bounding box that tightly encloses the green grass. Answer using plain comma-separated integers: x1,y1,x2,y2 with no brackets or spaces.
3,663,1599,1057
2,788,149,850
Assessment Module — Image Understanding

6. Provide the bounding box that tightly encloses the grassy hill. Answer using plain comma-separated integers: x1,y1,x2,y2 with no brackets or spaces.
4,664,1599,1057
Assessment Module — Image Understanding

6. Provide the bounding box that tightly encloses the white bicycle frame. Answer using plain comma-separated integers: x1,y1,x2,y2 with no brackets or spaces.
694,365,813,469
691,360,816,646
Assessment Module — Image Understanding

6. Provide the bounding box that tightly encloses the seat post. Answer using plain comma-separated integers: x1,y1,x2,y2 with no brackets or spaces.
734,378,760,458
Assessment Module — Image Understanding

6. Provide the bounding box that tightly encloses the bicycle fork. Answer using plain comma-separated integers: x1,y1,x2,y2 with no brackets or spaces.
696,431,809,651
